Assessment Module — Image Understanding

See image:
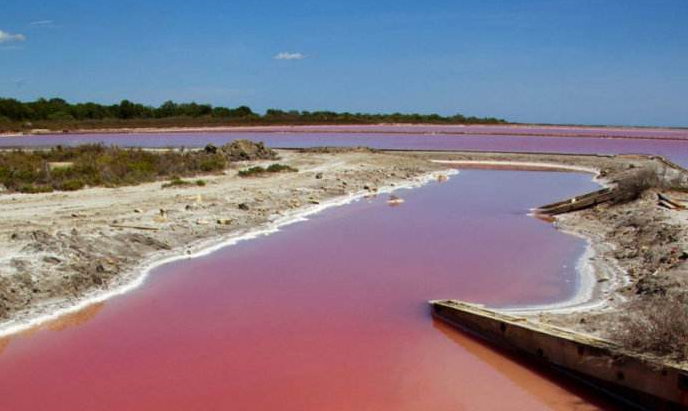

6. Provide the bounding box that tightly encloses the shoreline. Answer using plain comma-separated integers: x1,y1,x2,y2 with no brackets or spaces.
0,159,612,337
0,158,613,337
429,159,602,175
409,150,686,340
0,168,456,337
1,148,685,352
2,123,688,141
430,154,688,350
502,228,628,316
430,159,623,315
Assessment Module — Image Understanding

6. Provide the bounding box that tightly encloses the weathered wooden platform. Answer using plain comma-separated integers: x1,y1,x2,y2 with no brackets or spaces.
535,187,616,215
430,299,688,410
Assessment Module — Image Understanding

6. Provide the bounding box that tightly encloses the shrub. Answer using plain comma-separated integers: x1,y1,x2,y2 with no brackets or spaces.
47,111,75,121
238,166,266,177
161,177,191,188
0,144,229,193
238,164,298,177
199,155,226,172
161,177,206,188
18,184,54,194
58,179,86,191
266,163,297,173
607,292,688,362
613,168,661,204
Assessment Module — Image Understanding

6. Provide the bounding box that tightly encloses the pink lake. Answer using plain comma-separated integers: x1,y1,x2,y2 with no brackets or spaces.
0,170,625,410
1,125,687,168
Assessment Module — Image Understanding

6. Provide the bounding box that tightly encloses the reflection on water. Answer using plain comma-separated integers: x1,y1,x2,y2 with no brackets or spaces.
0,170,623,410
0,303,104,355
0,338,8,357
41,302,105,332
432,320,619,411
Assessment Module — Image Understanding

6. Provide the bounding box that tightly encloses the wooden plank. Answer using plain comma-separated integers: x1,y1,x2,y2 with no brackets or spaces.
536,188,616,215
430,299,688,409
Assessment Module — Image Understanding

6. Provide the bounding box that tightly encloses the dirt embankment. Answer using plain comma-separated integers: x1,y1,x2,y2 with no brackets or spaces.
507,156,688,362
410,150,688,361
544,183,688,359
0,147,447,330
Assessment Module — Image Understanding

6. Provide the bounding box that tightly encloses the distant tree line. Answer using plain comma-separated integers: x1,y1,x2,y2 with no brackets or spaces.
0,97,507,125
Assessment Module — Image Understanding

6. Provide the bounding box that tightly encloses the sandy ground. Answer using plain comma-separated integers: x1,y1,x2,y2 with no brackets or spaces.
1,147,687,349
540,190,688,332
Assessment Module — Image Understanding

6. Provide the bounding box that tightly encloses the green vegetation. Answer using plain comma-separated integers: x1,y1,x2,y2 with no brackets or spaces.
238,166,267,177
265,163,298,173
238,163,298,177
0,145,227,193
0,97,507,132
161,177,207,189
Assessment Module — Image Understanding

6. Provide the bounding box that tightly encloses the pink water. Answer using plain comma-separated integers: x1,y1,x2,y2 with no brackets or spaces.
0,170,622,410
2,125,687,168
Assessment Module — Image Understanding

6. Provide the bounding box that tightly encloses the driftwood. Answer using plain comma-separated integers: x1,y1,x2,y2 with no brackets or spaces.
535,188,616,215
658,193,686,210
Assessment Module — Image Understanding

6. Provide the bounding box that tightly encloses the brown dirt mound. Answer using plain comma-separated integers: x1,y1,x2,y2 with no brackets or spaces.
220,140,277,161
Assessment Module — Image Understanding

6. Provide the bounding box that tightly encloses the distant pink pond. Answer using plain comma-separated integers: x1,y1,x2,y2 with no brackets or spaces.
0,170,623,410
1,125,687,167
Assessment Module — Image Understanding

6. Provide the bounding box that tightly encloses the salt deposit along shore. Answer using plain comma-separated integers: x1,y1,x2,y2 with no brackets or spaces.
0,147,453,336
1,147,687,361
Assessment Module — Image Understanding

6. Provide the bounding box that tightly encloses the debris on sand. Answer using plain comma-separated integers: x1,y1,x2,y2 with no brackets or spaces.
387,195,405,206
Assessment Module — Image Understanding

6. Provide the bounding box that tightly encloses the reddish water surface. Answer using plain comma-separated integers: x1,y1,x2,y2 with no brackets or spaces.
1,125,688,168
0,170,623,410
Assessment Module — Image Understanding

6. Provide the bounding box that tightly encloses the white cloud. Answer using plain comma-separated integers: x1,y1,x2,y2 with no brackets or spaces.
0,30,26,43
29,20,57,29
274,52,305,60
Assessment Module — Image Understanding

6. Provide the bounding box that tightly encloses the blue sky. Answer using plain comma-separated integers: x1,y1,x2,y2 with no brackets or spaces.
1,0,687,126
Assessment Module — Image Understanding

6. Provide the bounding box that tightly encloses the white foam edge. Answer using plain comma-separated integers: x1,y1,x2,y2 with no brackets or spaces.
0,169,458,338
